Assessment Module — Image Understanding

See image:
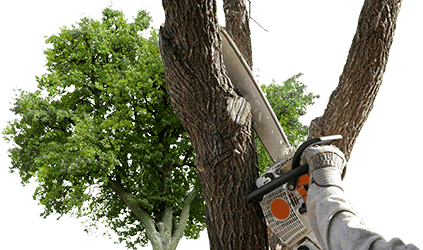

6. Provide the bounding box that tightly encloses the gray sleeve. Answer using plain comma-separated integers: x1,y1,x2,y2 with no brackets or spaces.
307,184,419,250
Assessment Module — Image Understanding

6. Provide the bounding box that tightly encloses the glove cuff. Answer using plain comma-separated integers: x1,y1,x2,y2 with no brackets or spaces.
309,150,345,172
311,168,343,191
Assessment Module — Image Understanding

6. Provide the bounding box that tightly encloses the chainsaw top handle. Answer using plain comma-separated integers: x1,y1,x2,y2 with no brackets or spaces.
246,135,342,202
287,135,343,190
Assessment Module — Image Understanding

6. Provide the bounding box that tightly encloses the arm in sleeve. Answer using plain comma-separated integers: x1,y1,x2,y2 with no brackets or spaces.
307,171,419,250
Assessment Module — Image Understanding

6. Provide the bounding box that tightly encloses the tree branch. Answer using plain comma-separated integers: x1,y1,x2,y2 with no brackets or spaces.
106,177,161,245
172,187,198,243
223,0,253,69
249,16,268,32
308,0,402,160
182,147,194,167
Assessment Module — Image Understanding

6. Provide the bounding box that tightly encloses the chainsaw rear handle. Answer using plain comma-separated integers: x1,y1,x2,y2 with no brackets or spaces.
246,135,342,203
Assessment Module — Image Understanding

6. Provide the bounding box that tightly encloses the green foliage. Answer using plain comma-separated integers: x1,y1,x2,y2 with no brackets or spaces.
3,8,204,249
256,73,320,173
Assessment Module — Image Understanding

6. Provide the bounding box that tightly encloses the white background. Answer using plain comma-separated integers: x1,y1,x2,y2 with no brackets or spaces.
1,1,422,249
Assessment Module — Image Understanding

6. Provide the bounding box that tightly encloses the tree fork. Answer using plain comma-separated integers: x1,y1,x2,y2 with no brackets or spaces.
159,0,267,249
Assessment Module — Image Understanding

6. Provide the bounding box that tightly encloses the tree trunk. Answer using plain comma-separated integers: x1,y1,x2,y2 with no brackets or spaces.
159,0,267,249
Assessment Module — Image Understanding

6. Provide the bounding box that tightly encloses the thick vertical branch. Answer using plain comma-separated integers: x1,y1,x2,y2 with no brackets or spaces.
223,0,253,69
159,0,267,249
308,0,402,160
222,1,283,249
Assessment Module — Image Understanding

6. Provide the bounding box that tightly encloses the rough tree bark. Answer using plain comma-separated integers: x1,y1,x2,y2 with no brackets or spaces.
223,0,253,69
308,0,402,160
159,0,401,249
159,0,267,249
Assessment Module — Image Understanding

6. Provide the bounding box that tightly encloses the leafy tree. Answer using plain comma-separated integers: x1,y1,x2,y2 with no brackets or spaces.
2,5,319,250
3,8,205,250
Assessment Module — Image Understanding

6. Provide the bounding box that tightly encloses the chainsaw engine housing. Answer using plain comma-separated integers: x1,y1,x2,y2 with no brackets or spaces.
250,136,342,249
260,183,320,249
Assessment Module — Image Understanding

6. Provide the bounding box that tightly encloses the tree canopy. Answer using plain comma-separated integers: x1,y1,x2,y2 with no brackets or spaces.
3,8,204,249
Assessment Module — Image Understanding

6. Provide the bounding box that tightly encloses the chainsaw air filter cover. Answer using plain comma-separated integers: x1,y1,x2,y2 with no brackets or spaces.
260,183,319,248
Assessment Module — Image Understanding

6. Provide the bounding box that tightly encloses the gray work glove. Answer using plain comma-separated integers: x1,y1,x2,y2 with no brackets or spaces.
300,145,347,190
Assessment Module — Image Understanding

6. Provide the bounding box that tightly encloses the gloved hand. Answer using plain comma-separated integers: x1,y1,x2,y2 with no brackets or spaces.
300,145,347,190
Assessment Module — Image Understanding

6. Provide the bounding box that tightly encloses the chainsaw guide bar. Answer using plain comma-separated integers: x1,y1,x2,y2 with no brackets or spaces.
219,27,292,164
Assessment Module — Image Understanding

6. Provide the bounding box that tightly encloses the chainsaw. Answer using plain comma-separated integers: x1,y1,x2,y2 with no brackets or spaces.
220,27,342,250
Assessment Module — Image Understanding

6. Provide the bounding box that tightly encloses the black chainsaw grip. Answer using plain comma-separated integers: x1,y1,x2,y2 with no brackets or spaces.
246,164,309,203
246,135,342,203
